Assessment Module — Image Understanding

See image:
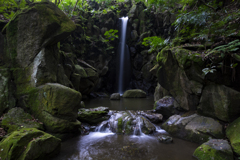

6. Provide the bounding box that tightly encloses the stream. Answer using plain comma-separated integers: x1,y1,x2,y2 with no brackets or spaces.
53,97,199,160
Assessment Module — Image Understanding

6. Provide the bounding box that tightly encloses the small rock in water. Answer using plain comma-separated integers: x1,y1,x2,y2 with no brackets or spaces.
158,135,173,144
110,93,121,100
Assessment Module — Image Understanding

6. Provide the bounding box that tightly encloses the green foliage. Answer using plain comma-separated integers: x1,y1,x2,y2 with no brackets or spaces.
142,36,168,53
104,29,118,42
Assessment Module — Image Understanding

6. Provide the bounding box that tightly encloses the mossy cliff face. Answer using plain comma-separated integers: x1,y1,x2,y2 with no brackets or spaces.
157,47,203,111
23,83,82,136
0,128,61,160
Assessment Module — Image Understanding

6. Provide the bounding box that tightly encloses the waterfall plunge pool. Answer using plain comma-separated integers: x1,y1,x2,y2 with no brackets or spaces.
52,97,199,160
53,131,198,160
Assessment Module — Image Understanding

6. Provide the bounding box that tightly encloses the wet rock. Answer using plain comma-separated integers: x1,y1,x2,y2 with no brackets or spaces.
154,96,179,118
226,117,240,156
193,139,233,160
198,84,240,122
110,93,121,100
158,135,173,143
123,89,146,98
78,107,110,124
2,107,44,133
137,111,163,123
0,128,61,160
108,110,155,135
162,114,224,144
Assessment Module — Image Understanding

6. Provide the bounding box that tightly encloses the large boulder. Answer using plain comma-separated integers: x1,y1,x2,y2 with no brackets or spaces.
162,114,224,143
226,117,240,155
0,128,61,160
6,2,76,68
1,107,44,133
193,139,233,160
157,47,204,111
23,83,82,137
77,107,109,124
5,2,76,95
198,84,240,122
123,89,146,98
110,93,121,100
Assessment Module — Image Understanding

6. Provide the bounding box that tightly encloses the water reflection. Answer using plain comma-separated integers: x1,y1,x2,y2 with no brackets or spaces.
53,132,198,160
84,97,155,111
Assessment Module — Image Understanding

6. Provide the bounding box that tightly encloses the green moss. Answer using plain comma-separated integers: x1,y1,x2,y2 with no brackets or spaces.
226,117,240,155
125,120,132,134
0,128,61,160
117,118,123,133
1,108,44,133
193,143,233,160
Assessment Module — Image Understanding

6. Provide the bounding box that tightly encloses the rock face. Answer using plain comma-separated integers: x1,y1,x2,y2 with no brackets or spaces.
6,2,76,68
162,114,224,144
24,83,82,137
0,128,61,160
198,84,240,122
193,139,233,160
1,108,44,133
154,96,179,118
77,107,109,124
123,89,147,98
226,117,240,156
0,69,15,115
157,47,204,111
154,83,169,101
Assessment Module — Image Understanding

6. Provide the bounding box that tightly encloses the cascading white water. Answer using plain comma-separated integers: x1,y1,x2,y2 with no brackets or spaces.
117,16,131,94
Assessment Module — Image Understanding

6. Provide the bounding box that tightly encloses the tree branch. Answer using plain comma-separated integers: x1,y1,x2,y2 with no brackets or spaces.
199,0,216,11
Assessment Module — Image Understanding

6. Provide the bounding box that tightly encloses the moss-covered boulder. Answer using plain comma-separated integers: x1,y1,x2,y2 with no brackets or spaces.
1,108,44,133
157,46,204,110
198,84,240,122
0,128,61,160
0,69,15,115
77,107,109,124
6,2,76,68
226,117,240,155
24,83,81,136
162,114,224,144
123,89,146,98
193,139,233,160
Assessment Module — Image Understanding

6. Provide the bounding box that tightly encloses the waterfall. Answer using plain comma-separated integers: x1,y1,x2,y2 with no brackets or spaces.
117,17,131,94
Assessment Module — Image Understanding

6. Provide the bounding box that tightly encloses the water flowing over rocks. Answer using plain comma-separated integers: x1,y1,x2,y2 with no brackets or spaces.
96,110,156,135
193,139,234,160
162,114,224,144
